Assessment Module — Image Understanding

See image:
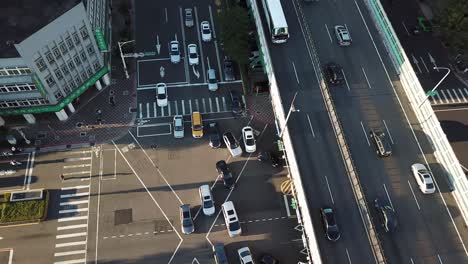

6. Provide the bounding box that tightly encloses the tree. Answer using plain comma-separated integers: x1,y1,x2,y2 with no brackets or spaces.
434,0,468,54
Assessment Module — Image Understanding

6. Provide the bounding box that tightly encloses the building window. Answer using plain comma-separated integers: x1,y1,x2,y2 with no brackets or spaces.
80,26,89,39
19,68,31,74
93,61,100,71
66,37,74,49
75,75,81,85
45,75,55,86
54,91,63,100
68,60,75,70
36,58,46,71
86,66,93,76
80,50,87,61
73,32,80,45
74,55,81,66
7,68,20,75
53,46,61,59
59,41,68,54
45,52,55,64
69,79,76,88
87,44,95,56
61,65,69,75
81,71,87,80
55,69,63,80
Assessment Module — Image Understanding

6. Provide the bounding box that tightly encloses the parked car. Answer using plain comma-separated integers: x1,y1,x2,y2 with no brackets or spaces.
191,111,203,138
156,83,168,107
199,185,215,216
411,163,436,194
320,207,341,241
173,115,184,138
179,204,194,234
369,129,392,157
229,90,244,115
222,201,242,237
324,63,344,85
334,25,352,46
223,59,235,81
213,243,229,264
188,44,199,66
242,126,256,153
184,8,194,27
374,198,397,233
223,132,243,157
169,40,181,64
238,247,254,264
201,21,212,42
209,122,222,148
207,68,218,91
259,254,279,264
216,160,234,189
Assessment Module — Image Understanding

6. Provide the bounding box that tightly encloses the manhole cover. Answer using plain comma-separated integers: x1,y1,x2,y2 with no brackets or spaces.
115,209,132,225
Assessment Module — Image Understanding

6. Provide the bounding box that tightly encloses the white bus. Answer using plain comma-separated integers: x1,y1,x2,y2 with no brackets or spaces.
261,0,289,43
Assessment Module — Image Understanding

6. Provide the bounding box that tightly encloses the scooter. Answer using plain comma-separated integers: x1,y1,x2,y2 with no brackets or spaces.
10,160,22,166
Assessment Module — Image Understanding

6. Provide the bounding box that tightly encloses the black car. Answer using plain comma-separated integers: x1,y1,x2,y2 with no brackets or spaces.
216,160,234,189
369,129,392,157
374,198,397,233
213,243,228,264
324,63,344,85
209,122,222,148
229,90,244,115
223,59,235,81
320,207,341,241
259,253,280,264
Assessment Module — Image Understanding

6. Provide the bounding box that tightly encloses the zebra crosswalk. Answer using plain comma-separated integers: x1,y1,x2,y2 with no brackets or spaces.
53,150,93,264
429,88,468,105
138,95,245,119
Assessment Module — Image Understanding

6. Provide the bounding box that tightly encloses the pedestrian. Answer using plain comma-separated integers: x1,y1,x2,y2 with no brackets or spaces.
60,174,65,181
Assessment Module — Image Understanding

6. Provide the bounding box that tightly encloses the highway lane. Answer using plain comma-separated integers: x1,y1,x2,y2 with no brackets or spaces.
256,0,376,263
301,0,468,263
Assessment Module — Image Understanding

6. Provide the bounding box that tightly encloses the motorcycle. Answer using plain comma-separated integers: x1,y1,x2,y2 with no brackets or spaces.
10,160,22,166
257,151,281,168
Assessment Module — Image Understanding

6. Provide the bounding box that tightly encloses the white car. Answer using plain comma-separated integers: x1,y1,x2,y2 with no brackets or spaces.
173,115,184,138
222,201,242,237
223,132,242,157
411,163,436,194
156,83,168,107
334,25,352,46
199,185,215,216
237,247,254,264
169,40,180,64
201,21,212,42
188,44,199,66
242,126,256,153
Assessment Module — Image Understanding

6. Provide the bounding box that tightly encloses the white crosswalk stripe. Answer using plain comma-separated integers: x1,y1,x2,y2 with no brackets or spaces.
137,96,232,119
430,88,468,105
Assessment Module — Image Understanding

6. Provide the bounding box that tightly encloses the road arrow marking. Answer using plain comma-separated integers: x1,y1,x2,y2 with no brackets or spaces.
193,66,200,79
428,52,437,69
160,66,165,78
192,258,200,264
412,54,422,73
156,35,161,55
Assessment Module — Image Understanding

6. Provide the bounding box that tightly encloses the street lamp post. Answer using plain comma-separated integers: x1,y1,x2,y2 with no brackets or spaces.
117,40,135,79
279,91,299,138
418,67,451,108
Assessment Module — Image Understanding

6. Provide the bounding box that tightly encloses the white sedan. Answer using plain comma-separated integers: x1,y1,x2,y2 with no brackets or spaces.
411,163,436,194
188,44,199,66
156,83,168,107
242,126,256,153
201,21,212,42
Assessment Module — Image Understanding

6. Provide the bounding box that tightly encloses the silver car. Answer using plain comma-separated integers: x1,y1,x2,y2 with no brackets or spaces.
180,204,194,234
185,8,194,27
169,40,180,64
173,115,184,138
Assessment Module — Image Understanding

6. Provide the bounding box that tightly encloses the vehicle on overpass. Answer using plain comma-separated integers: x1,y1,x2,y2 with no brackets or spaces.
260,0,289,43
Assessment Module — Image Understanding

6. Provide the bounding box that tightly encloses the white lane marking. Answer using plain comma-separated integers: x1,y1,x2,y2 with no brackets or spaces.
153,102,157,117
57,224,88,231
61,185,89,191
53,259,86,264
202,98,206,113
58,216,88,223
146,103,150,118
195,99,199,112
215,97,220,112
139,103,142,119
438,254,443,264
182,100,186,115
324,176,335,204
222,97,227,111
420,56,430,73
59,208,88,214
168,102,172,116
354,0,468,256
209,5,223,82
325,24,333,43
26,152,35,190
54,250,86,257
361,67,372,89
63,164,91,169
407,180,421,210
194,6,207,84
382,120,394,144
346,248,352,264
360,121,370,146
189,100,192,113
165,8,168,23
55,241,87,248
179,7,190,84
56,232,87,239
60,192,89,199
283,194,291,216
65,157,92,161
112,140,183,263
60,200,88,206
161,105,165,116
401,21,411,36
342,69,351,91
292,61,300,84
175,101,179,115
209,98,213,113
95,148,104,264
62,171,90,176
383,184,394,209
306,114,316,138
410,258,415,264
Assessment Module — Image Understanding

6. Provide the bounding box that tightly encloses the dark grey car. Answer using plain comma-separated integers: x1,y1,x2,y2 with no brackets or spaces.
180,204,194,234
223,59,235,81
369,129,392,157
184,8,194,27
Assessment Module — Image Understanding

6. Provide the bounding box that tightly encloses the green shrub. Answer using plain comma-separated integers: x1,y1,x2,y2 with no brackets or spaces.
0,191,48,223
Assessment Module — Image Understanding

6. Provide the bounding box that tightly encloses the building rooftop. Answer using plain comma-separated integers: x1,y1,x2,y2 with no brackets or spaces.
0,0,81,58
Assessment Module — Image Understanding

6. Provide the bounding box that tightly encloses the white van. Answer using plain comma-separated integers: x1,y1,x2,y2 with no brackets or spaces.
199,185,215,216
221,201,241,237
